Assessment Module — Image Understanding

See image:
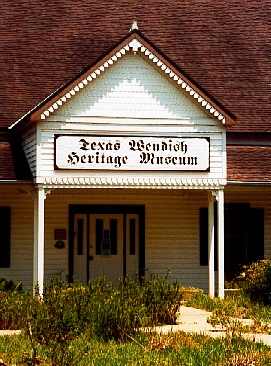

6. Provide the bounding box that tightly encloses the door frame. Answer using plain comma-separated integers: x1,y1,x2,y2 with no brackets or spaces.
68,204,145,282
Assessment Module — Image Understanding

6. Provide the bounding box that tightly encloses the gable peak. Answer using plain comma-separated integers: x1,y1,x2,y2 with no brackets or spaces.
129,20,139,32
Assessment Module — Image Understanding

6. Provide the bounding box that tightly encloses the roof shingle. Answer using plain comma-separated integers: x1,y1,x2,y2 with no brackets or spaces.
227,146,271,182
0,0,270,131
0,142,16,180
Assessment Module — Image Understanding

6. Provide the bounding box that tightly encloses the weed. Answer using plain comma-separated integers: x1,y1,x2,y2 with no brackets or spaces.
1,331,271,366
208,308,247,338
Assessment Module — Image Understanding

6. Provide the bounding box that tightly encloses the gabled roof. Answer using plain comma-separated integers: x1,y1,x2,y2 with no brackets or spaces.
1,0,270,132
10,30,234,130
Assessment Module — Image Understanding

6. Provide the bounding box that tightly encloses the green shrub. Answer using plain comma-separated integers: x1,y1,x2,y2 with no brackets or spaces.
0,278,22,292
186,292,231,313
235,259,271,302
179,287,204,301
141,275,182,325
0,278,23,330
0,291,27,330
87,277,148,341
86,276,182,339
0,276,182,364
0,282,92,365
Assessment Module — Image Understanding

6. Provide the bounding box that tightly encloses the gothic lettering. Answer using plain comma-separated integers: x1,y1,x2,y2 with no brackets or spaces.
67,152,79,165
59,136,207,171
67,151,128,168
140,152,198,166
80,138,120,151
129,139,188,153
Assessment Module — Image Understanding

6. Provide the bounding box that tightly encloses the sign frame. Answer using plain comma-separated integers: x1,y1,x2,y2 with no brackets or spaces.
54,134,210,172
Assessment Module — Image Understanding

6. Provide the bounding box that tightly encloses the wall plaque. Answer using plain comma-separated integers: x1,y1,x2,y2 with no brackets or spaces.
55,135,210,171
54,229,67,240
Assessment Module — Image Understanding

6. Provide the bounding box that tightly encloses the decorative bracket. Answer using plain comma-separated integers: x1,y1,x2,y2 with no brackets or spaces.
28,187,54,200
129,39,142,53
209,189,224,202
44,188,52,199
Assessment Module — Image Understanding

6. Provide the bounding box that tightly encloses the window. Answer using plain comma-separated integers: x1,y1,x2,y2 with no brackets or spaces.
96,219,104,255
96,218,118,255
129,218,136,255
0,207,11,268
77,218,84,255
199,203,264,279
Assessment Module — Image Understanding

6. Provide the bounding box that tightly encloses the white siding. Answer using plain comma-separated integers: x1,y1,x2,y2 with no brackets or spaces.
37,123,225,183
53,54,208,120
0,187,211,289
0,185,33,288
1,51,223,188
34,187,271,290
1,186,271,291
44,189,210,289
34,54,226,185
22,127,37,177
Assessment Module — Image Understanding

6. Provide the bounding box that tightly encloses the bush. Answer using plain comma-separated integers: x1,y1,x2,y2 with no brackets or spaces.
87,276,182,339
0,282,91,365
0,276,182,365
0,278,23,329
0,278,22,292
86,277,147,340
141,275,182,325
235,259,271,302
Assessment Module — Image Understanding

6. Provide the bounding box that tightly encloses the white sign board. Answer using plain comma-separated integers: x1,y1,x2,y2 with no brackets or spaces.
55,135,210,171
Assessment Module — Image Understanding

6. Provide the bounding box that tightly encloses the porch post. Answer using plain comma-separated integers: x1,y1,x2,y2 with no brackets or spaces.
217,189,225,299
208,192,215,298
33,187,45,296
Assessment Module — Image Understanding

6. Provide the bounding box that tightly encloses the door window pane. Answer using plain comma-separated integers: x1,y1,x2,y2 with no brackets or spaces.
101,229,111,255
96,219,103,255
77,219,84,255
129,219,136,255
96,218,118,255
110,219,117,255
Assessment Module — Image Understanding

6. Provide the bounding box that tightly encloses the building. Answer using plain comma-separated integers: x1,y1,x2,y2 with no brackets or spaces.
0,1,270,297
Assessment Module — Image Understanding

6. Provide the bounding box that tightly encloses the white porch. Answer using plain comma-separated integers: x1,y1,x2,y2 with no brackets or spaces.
32,187,225,298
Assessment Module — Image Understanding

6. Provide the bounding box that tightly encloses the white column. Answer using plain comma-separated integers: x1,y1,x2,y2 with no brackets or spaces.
217,189,225,299
33,187,45,296
208,192,215,298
